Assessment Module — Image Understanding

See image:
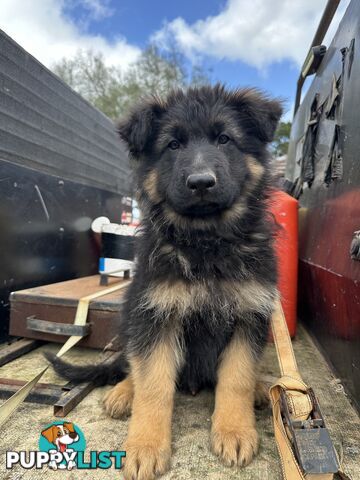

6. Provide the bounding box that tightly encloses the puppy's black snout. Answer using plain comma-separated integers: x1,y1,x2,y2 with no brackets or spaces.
186,173,216,191
69,432,78,439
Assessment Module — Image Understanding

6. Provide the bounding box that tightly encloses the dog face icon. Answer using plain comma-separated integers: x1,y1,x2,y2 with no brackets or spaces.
41,422,79,453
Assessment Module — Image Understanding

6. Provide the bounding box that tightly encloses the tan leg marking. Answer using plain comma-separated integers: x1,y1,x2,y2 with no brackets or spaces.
103,375,134,418
211,335,259,467
122,338,181,480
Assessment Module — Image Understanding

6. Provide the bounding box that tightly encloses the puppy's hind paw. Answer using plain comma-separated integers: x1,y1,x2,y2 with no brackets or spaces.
103,379,133,418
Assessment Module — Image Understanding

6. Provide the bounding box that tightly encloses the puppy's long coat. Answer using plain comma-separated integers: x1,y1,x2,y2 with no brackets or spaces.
50,84,282,480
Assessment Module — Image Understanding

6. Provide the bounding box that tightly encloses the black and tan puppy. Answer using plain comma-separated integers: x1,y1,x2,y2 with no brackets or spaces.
49,84,282,480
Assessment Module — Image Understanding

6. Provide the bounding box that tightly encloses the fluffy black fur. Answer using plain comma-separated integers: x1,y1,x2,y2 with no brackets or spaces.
44,351,126,386
49,84,282,393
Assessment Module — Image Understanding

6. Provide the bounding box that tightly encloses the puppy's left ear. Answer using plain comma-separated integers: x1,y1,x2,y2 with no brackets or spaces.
234,89,283,143
117,97,165,158
41,425,57,444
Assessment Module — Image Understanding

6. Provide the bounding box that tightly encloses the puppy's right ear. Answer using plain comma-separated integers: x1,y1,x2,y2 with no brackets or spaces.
117,98,165,158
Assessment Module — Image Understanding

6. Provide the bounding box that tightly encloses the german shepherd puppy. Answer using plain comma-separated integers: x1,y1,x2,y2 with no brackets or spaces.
49,84,282,480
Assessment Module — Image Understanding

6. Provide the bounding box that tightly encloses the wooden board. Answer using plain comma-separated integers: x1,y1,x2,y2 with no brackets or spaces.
9,276,128,350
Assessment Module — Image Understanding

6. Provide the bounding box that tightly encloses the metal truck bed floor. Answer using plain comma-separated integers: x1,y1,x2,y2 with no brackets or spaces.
0,324,359,480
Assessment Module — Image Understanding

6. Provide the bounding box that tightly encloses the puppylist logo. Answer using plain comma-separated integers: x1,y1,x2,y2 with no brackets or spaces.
6,421,125,471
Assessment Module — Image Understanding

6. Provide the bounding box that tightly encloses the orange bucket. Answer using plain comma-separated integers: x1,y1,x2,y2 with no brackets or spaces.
269,190,298,337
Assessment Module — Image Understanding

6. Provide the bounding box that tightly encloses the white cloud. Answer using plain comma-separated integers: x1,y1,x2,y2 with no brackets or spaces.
0,0,140,70
153,0,351,69
77,0,114,21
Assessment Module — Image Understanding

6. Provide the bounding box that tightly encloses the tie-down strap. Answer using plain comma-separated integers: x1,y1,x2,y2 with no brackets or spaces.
269,298,348,480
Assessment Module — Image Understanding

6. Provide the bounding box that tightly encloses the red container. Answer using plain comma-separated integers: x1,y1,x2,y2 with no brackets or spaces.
269,190,298,337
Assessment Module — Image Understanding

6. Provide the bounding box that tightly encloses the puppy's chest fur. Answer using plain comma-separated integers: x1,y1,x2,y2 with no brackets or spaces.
143,274,275,322
138,235,277,333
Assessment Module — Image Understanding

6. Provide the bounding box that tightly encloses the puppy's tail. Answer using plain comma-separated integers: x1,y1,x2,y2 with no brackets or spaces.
44,352,127,387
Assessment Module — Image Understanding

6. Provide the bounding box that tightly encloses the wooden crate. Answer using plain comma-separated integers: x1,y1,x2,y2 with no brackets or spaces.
9,276,128,350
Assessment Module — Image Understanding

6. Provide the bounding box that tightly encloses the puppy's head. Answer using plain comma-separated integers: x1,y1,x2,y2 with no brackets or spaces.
118,84,282,224
41,422,79,451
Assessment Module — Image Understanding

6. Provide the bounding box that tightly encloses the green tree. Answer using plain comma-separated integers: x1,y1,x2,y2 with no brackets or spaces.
272,121,292,156
52,46,210,119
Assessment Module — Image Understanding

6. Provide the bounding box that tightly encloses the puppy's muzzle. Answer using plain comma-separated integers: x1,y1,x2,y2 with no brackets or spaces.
186,173,216,192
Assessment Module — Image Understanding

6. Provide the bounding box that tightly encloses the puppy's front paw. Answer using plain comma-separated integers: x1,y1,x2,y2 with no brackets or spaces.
122,441,171,480
103,381,133,418
211,425,258,467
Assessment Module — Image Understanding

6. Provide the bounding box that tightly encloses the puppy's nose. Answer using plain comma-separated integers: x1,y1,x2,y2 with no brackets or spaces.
186,173,216,191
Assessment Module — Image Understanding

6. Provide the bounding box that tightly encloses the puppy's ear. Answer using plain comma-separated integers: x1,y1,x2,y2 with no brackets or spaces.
41,425,58,444
118,97,165,158
63,422,75,433
233,89,283,143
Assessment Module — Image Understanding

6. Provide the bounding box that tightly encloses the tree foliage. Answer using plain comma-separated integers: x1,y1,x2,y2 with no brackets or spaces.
272,121,292,157
53,47,290,154
52,46,210,119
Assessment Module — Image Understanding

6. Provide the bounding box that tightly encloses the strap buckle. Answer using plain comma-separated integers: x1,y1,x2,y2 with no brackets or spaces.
280,388,340,475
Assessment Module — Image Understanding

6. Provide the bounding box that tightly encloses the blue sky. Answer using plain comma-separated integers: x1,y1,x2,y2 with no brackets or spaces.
1,0,351,120
68,0,224,42
64,0,300,116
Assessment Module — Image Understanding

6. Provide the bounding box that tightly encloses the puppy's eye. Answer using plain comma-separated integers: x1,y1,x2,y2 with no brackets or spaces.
218,134,230,144
168,140,180,150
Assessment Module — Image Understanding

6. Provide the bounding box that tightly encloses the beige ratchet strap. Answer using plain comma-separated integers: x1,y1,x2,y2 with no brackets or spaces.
269,298,313,480
269,298,348,480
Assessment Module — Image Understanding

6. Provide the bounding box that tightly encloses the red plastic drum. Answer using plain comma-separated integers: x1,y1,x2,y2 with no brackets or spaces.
269,190,298,337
